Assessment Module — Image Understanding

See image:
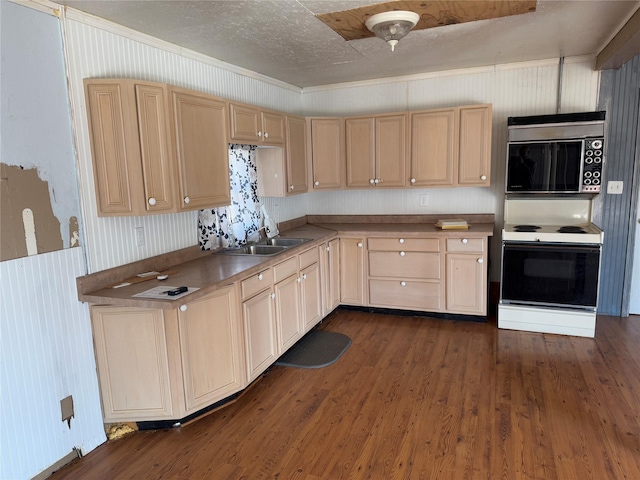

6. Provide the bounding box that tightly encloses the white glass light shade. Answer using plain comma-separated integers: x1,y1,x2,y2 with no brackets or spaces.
365,11,420,51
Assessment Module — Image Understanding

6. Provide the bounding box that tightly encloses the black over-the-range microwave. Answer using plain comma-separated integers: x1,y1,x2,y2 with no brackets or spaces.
505,111,606,194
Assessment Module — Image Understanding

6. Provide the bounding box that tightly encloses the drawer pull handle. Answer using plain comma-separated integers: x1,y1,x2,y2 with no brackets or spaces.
400,281,406,287
180,304,187,312
477,258,484,264
462,238,468,244
258,273,263,280
399,238,405,244
399,251,406,257
357,242,363,248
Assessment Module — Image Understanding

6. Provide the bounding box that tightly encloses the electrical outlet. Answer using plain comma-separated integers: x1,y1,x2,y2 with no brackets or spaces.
135,226,145,246
607,181,623,194
419,194,428,206
61,395,74,427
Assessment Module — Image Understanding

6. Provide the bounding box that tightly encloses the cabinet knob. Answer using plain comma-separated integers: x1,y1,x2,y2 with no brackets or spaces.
410,178,416,184
271,293,276,300
400,281,407,287
183,196,190,205
314,181,320,186
326,246,330,252
180,304,187,312
303,273,307,280
369,179,375,185
357,242,363,248
289,185,294,190
257,131,262,137
258,273,263,280
374,178,380,184
264,132,269,139
297,277,301,283
148,197,156,206
480,175,487,181
399,238,405,244
400,251,406,257
462,238,468,244
477,258,484,264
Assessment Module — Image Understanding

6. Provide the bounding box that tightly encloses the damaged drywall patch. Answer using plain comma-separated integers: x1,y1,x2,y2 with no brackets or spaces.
1,163,63,261
69,216,80,247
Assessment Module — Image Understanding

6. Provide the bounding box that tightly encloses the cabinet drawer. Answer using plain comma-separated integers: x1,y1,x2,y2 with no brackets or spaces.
368,237,439,252
446,238,485,252
369,279,441,311
299,247,319,269
241,268,273,300
273,257,297,283
369,251,440,279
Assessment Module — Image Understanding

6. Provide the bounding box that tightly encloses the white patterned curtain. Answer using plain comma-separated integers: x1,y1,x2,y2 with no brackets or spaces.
198,144,261,249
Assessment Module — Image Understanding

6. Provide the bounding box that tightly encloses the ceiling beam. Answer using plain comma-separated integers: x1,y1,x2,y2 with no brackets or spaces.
596,6,640,70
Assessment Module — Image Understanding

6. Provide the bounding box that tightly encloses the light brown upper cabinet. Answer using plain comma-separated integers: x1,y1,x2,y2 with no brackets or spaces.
85,79,231,215
410,104,492,187
169,87,231,210
229,103,285,146
84,78,177,216
256,115,308,197
308,117,344,190
345,113,408,188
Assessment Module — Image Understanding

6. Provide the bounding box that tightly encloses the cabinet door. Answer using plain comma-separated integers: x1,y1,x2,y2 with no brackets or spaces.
285,115,308,195
309,118,344,190
340,237,365,305
134,82,176,213
84,80,142,215
346,117,375,188
275,274,303,352
171,88,230,210
262,110,285,145
177,286,245,412
91,306,173,422
446,253,487,315
410,109,457,186
301,262,323,331
243,289,278,382
320,238,341,316
376,114,407,187
229,103,261,143
458,105,492,186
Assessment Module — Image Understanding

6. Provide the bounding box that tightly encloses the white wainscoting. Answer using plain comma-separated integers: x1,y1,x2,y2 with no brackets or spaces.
0,248,105,480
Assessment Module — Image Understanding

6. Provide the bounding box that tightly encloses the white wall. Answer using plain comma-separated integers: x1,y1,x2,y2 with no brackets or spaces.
1,4,105,479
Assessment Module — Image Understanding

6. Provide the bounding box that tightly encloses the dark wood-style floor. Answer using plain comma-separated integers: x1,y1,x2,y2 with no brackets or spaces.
53,309,640,480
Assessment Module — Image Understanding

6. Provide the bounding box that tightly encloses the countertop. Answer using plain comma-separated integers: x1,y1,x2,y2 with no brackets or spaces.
77,215,494,309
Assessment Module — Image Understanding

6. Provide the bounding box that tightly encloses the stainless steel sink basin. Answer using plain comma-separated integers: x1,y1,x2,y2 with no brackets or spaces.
258,237,309,247
220,245,289,256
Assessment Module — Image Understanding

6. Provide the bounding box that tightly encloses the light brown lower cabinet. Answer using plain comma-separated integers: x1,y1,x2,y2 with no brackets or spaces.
445,237,488,315
90,285,244,423
340,237,366,305
320,238,341,317
299,247,322,331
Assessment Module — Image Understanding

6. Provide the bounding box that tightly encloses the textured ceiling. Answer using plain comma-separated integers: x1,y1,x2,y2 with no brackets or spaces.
58,0,640,88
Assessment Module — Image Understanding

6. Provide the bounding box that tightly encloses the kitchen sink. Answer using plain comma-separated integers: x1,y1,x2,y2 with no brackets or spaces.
220,245,289,256
258,237,309,247
217,237,311,256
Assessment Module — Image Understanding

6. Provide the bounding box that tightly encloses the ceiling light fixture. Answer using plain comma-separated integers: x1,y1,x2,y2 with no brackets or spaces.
365,10,420,52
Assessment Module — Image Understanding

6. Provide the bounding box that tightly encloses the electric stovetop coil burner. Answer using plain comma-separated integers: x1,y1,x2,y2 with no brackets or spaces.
557,226,587,234
514,225,541,232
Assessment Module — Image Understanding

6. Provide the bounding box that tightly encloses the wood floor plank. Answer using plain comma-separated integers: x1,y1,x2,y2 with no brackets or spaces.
52,311,640,480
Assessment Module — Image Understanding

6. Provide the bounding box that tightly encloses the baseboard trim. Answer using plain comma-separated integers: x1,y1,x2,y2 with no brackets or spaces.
31,448,81,480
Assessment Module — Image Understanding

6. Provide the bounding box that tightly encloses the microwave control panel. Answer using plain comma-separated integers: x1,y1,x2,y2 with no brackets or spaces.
582,137,604,193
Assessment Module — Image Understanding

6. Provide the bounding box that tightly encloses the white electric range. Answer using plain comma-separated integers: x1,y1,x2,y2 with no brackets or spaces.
498,198,604,337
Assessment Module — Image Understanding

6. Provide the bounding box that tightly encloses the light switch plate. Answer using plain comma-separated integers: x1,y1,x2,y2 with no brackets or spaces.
607,181,623,194
61,395,74,426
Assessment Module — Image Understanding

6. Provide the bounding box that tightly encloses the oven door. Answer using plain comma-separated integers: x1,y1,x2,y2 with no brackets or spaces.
500,242,600,310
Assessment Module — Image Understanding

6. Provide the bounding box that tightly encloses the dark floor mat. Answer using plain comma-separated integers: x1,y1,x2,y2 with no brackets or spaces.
275,330,351,369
